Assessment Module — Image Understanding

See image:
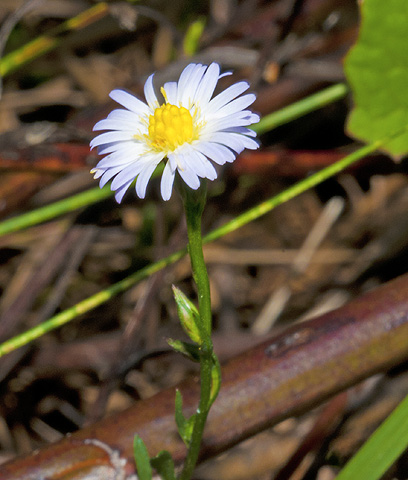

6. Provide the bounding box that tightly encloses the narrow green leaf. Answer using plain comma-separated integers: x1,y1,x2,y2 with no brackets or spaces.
183,17,206,56
336,394,408,480
167,339,200,362
151,451,177,480
0,3,109,77
172,286,202,344
345,0,408,157
175,390,196,446
0,185,112,237
209,354,221,407
133,435,153,480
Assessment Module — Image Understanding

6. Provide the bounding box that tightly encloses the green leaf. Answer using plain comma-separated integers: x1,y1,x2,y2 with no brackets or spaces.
183,17,206,56
209,354,221,407
151,451,177,480
175,390,196,446
167,338,200,362
345,0,408,157
133,435,153,480
336,394,408,480
172,286,202,344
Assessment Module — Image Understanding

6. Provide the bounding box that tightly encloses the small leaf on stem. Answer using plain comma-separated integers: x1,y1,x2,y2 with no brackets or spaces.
167,338,200,362
172,285,202,344
151,450,177,480
133,435,153,480
175,390,196,446
209,354,221,408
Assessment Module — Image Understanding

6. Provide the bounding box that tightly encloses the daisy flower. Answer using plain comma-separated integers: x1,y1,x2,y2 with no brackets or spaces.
90,62,259,202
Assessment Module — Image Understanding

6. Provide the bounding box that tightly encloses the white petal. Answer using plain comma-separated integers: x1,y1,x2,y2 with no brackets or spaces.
235,134,259,150
144,74,159,110
95,145,147,169
178,161,200,190
176,64,196,103
162,82,178,104
135,161,160,198
98,140,145,156
109,89,150,115
205,81,249,114
160,161,176,200
167,153,178,171
115,178,134,203
203,132,259,152
90,131,133,149
180,64,206,107
105,108,148,130
93,118,137,132
99,165,125,188
176,149,204,177
182,145,217,180
212,93,256,117
110,163,138,191
195,142,236,165
204,113,258,132
223,126,257,137
97,141,132,155
91,168,103,179
194,150,218,180
246,112,260,123
194,63,220,106
95,154,132,170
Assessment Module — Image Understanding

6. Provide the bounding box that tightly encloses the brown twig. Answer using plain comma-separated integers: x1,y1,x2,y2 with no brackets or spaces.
2,272,408,478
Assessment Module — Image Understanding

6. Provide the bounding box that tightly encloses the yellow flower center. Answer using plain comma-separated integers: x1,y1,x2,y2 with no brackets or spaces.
148,103,194,152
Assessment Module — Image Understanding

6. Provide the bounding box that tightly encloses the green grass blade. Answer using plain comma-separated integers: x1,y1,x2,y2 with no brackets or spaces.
336,394,408,480
0,185,112,237
0,141,379,357
204,141,379,244
0,247,185,357
253,83,348,135
0,3,109,77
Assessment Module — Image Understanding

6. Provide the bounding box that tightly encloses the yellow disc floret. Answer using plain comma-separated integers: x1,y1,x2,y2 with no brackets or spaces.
148,103,195,152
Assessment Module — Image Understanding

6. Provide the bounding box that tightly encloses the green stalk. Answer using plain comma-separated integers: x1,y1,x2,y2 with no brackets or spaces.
0,185,112,236
253,83,348,135
182,182,212,336
0,248,186,356
179,350,212,480
0,3,109,77
204,141,380,244
178,181,214,479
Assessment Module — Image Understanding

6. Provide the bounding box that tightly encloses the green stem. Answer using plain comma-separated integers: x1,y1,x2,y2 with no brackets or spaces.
183,182,212,337
178,181,214,480
178,347,213,480
0,185,112,236
204,141,380,244
0,3,109,77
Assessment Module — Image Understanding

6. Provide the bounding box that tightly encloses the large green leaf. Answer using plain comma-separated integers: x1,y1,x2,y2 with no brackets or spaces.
345,0,408,157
